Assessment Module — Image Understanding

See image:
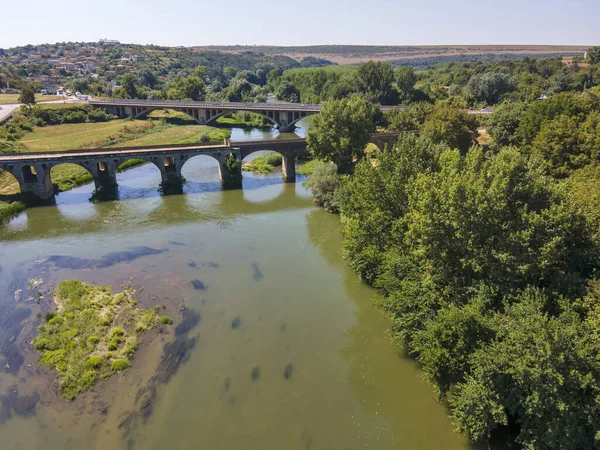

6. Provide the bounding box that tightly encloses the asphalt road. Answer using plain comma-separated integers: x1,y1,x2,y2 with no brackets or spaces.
0,99,83,124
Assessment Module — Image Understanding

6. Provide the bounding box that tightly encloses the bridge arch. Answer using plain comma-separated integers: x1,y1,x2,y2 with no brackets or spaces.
180,154,220,180
204,110,278,128
0,168,21,194
47,162,95,192
241,148,297,183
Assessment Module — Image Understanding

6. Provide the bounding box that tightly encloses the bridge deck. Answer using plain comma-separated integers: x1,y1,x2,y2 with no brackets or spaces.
90,99,324,112
90,99,397,113
0,133,399,163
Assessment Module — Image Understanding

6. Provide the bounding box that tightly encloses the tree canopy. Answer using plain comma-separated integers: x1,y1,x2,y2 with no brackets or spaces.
306,95,378,173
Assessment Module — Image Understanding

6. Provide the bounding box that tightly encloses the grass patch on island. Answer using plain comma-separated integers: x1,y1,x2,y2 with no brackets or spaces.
243,152,282,174
33,279,164,399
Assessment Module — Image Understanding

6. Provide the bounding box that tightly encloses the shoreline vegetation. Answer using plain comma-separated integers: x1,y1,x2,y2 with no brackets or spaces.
300,83,600,448
242,152,318,176
32,279,167,400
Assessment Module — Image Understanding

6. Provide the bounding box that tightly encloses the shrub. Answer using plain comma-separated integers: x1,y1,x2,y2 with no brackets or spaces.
303,161,339,212
112,359,130,371
161,315,173,325
86,356,103,368
110,327,125,337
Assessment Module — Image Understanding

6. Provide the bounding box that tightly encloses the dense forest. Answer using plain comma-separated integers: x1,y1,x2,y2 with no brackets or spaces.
298,50,600,445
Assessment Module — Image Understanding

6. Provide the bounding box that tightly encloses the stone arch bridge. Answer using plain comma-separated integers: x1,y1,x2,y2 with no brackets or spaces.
0,133,400,201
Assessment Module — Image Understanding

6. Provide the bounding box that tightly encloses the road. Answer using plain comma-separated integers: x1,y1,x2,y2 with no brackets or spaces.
0,99,84,124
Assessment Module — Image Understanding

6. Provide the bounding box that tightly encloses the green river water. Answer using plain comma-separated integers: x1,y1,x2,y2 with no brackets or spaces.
0,125,470,449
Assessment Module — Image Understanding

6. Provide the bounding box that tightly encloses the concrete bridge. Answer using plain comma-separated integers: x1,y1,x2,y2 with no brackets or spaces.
89,99,397,133
0,133,400,201
90,99,325,132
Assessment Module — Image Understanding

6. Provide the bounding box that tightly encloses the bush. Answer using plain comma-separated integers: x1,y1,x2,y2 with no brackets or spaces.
160,315,173,325
112,359,130,371
86,356,103,368
303,161,339,212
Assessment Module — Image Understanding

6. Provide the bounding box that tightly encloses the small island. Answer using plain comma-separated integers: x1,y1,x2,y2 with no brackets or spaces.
33,279,168,399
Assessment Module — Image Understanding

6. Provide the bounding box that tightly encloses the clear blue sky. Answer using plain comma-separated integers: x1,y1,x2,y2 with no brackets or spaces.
1,0,598,48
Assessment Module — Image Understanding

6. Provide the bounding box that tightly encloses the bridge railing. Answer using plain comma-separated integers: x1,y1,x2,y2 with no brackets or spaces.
89,99,324,112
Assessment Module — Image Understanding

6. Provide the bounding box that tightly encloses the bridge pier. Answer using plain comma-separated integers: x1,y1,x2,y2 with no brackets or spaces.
217,152,242,190
18,164,55,200
281,152,297,183
91,161,118,193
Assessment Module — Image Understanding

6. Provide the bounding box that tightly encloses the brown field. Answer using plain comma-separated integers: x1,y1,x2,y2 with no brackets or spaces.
194,45,588,65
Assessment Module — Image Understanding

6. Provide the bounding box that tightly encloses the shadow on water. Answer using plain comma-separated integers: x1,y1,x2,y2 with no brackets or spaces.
305,208,474,450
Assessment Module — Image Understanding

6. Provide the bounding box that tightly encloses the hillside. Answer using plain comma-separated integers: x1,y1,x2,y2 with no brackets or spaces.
195,44,588,66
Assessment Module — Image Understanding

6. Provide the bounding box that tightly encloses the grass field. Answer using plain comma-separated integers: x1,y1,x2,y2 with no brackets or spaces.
110,124,229,147
19,120,154,151
0,94,64,104
0,116,232,196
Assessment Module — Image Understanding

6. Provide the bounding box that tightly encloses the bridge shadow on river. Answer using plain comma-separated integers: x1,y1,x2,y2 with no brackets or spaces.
1,173,313,242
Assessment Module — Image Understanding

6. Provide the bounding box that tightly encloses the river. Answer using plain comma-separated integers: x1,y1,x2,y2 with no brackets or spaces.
0,124,470,449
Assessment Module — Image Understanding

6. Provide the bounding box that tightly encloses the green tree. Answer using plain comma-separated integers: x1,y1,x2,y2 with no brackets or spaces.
275,80,300,103
167,76,205,101
356,61,397,104
450,289,600,448
395,66,417,102
303,162,339,212
385,102,433,132
119,73,138,99
464,72,514,104
487,101,527,149
532,115,585,177
421,105,478,153
587,46,600,64
306,95,378,174
18,84,36,109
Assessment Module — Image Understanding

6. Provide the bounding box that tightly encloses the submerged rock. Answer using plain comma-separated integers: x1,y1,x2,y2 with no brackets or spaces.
251,366,261,381
251,262,262,281
0,388,40,425
174,308,201,337
190,279,207,291
231,316,242,330
187,260,197,268
46,246,167,270
224,377,231,392
280,323,287,332
169,241,185,247
154,336,197,385
284,363,294,380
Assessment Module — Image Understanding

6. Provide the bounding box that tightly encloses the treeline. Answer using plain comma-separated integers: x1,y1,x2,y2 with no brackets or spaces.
301,87,600,447
270,49,600,107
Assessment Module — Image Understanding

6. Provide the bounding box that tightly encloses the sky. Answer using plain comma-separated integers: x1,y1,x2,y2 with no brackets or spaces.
1,0,598,49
